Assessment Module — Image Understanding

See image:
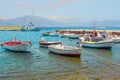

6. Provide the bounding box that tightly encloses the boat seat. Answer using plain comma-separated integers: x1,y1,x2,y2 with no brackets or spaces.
57,45,64,49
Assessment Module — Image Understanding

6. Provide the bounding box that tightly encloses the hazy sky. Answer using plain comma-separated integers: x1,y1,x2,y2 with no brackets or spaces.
0,0,120,22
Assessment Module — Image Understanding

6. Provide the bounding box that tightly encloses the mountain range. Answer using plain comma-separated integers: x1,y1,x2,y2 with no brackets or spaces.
0,15,120,27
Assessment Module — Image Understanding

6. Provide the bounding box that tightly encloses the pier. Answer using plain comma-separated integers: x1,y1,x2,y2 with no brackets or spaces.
57,29,120,36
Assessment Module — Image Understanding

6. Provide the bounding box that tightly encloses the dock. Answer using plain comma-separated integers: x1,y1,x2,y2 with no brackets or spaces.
57,29,120,35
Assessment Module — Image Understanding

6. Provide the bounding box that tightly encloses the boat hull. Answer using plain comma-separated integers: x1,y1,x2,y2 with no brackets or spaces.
22,26,40,31
3,44,31,52
49,51,81,57
2,41,32,52
48,45,82,57
80,41,112,49
40,41,62,47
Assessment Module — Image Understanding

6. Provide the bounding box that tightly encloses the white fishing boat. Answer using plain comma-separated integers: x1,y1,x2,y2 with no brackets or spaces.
60,34,69,38
39,38,62,47
48,44,82,57
42,32,59,37
2,41,32,52
79,37,113,49
49,33,59,37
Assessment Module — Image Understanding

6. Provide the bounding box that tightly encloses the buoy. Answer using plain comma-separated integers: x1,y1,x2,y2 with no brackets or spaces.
0,43,3,46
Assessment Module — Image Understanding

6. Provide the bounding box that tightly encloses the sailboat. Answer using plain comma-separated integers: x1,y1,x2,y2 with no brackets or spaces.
21,16,40,31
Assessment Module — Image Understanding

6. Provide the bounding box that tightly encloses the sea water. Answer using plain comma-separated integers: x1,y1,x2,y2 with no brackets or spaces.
0,27,120,80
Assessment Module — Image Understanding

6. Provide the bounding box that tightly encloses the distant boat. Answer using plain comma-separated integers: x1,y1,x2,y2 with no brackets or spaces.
2,41,32,52
42,32,51,36
22,25,40,31
49,33,59,37
42,32,59,37
21,16,40,31
68,34,80,39
48,44,82,57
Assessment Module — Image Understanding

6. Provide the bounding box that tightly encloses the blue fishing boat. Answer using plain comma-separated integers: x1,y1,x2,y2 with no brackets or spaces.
22,22,40,31
21,16,40,31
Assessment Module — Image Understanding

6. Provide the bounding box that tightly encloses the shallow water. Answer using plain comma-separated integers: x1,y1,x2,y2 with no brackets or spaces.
0,28,120,80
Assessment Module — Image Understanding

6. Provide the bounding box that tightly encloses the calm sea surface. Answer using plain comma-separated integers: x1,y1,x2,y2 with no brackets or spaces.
0,27,120,80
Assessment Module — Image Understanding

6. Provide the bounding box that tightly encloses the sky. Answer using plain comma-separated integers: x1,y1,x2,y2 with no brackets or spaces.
0,0,120,22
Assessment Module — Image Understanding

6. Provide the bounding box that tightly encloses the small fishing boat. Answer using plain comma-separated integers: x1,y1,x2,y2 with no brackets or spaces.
68,34,80,39
60,34,68,38
48,44,82,57
39,38,62,47
60,33,75,38
43,32,59,37
49,33,59,37
22,25,40,31
79,37,113,49
42,32,51,36
1,39,32,52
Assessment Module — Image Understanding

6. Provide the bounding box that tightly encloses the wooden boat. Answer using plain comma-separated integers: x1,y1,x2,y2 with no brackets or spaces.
79,37,113,49
40,41,62,47
1,41,32,52
39,38,62,47
48,44,82,57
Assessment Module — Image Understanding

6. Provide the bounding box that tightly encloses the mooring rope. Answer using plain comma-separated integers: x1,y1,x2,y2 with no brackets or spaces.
30,46,49,58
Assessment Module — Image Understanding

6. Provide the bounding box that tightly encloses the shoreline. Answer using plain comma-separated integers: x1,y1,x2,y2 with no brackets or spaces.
0,26,21,31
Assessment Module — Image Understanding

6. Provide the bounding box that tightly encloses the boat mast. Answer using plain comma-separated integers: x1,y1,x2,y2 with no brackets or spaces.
30,10,34,26
93,20,96,30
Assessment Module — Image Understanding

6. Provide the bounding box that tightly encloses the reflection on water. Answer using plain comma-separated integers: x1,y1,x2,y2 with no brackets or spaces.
0,31,120,80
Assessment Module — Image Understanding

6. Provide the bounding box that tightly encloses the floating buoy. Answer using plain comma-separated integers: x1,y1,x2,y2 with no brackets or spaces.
0,43,3,46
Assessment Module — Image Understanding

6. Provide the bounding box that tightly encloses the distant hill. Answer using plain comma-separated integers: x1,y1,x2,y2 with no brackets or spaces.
0,15,120,27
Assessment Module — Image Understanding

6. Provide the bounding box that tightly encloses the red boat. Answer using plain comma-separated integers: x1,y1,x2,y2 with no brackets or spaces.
2,41,32,52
